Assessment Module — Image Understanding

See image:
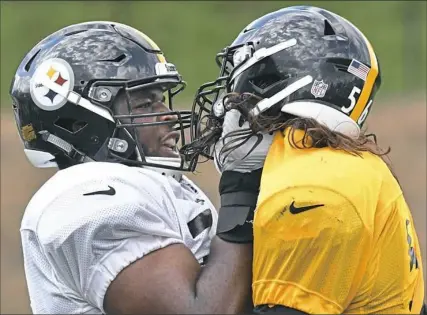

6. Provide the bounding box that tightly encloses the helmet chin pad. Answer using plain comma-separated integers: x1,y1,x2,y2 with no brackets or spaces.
143,156,183,180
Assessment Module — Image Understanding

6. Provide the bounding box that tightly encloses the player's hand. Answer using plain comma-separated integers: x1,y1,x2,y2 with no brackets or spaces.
213,109,273,174
214,110,267,243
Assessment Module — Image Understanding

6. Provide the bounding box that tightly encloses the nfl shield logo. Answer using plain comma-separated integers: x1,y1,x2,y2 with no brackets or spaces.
311,80,328,98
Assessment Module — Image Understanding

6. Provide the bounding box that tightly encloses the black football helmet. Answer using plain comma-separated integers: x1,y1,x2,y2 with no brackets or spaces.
10,21,196,174
189,5,382,160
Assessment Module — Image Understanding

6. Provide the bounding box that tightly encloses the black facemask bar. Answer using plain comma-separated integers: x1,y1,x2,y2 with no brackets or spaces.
186,42,256,161
89,74,198,172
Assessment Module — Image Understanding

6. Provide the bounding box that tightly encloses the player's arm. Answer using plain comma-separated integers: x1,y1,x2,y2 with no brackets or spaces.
104,237,252,314
104,170,261,314
251,186,370,314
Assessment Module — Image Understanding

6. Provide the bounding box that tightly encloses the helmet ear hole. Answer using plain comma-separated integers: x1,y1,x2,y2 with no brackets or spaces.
54,118,88,134
249,74,289,98
250,74,282,91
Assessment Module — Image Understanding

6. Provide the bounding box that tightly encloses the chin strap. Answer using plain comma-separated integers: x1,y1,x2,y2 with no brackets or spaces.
39,129,184,180
40,130,94,164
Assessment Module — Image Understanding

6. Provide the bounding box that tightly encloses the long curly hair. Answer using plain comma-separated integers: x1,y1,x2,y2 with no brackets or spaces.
222,92,396,176
182,91,396,179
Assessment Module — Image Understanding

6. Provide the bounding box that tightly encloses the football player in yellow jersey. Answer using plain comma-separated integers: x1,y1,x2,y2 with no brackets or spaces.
185,5,425,315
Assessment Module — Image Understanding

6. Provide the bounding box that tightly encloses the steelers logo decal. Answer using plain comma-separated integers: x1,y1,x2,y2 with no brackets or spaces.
30,58,75,111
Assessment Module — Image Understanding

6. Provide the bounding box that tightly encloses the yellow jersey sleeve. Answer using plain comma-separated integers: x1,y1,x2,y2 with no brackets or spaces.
253,186,372,314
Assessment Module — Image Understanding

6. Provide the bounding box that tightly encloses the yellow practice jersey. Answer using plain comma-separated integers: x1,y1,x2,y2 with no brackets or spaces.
253,129,424,314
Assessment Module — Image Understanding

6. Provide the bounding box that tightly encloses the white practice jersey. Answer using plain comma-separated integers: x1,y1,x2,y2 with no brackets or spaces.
20,162,218,314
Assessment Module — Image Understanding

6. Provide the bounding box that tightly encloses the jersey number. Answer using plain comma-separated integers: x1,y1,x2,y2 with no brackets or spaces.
406,219,420,311
406,219,419,272
341,87,373,125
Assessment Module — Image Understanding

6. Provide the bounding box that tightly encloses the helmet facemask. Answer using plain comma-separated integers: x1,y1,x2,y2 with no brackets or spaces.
185,39,298,164
184,42,259,162
88,72,198,173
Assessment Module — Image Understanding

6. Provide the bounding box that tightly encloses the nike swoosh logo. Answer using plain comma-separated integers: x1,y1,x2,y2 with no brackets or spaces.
289,201,324,214
83,185,116,196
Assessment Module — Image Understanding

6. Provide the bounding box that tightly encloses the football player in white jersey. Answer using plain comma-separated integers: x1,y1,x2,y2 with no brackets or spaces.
10,21,262,314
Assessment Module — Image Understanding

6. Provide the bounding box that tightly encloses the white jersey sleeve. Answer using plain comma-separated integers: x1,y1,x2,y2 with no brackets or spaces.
20,162,189,314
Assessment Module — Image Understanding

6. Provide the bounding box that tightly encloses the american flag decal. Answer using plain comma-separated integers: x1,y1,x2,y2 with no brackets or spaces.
347,59,370,81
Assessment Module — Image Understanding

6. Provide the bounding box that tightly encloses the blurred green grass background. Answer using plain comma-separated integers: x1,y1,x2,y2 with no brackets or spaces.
0,2,426,313
1,1,426,107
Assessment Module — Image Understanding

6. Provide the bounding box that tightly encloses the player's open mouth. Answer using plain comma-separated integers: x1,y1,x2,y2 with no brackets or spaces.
160,131,180,157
